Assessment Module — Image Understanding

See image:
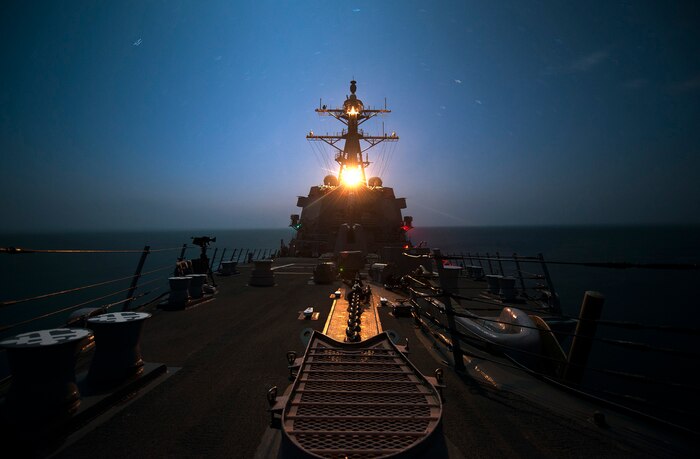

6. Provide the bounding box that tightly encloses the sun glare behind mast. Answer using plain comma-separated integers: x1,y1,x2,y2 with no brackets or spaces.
341,166,362,187
347,106,359,116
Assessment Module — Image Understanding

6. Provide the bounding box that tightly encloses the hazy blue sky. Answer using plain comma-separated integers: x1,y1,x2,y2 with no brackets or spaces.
1,1,699,230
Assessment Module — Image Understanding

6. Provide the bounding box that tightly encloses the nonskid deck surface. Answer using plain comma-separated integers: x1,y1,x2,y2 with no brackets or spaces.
51,259,684,458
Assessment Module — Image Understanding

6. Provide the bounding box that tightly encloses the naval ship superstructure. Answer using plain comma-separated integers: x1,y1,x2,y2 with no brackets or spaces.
289,81,412,257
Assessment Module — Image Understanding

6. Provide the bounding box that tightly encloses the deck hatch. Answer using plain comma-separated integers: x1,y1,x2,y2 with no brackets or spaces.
282,331,442,458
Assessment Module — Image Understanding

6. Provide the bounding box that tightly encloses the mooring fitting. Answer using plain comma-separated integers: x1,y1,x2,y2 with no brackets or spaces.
435,368,445,401
267,385,278,425
287,351,297,380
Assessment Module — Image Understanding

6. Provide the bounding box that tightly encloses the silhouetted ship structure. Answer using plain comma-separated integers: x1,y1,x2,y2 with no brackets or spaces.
0,82,696,458
289,80,411,257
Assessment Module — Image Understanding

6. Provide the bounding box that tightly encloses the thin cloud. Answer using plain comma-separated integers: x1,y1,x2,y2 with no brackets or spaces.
541,49,610,76
670,75,700,93
454,79,462,84
622,78,647,90
569,50,609,72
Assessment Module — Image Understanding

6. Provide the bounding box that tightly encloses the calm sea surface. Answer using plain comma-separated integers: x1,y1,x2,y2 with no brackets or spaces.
1,225,698,428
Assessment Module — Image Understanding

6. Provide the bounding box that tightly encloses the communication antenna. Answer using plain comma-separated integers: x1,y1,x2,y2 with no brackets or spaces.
306,80,398,186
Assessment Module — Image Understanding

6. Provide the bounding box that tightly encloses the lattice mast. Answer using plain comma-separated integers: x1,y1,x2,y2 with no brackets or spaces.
307,80,398,186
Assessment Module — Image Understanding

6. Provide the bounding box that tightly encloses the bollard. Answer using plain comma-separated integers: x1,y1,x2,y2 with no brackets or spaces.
313,262,336,284
187,274,208,299
485,275,503,294
249,259,275,286
438,265,463,293
0,328,92,422
565,291,605,385
498,276,517,301
220,261,238,275
168,276,191,307
469,265,484,279
86,312,151,387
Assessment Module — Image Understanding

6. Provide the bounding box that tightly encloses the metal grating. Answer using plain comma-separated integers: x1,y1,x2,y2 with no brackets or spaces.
308,363,410,372
299,392,432,404
301,381,423,393
303,371,413,382
282,331,443,459
292,418,430,433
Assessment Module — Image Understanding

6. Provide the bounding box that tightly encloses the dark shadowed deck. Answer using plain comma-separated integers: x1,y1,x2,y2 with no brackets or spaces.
42,259,691,458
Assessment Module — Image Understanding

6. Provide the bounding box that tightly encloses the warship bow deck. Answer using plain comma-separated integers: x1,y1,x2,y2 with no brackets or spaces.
37,259,690,458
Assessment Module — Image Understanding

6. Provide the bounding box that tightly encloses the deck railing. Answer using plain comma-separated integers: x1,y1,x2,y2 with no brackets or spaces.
404,249,699,434
0,243,278,340
2,242,698,433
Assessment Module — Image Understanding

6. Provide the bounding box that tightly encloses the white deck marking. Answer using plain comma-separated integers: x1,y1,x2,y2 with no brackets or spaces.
271,263,296,270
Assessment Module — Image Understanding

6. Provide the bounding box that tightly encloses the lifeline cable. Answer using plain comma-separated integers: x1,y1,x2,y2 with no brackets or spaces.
0,246,183,254
413,289,700,350
0,284,163,334
413,304,700,392
0,263,173,307
407,279,700,336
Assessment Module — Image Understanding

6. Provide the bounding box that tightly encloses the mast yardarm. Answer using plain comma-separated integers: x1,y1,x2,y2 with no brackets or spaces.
306,80,398,187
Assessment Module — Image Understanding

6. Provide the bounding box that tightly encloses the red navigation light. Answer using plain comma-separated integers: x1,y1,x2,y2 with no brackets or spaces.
403,244,409,249
400,225,411,232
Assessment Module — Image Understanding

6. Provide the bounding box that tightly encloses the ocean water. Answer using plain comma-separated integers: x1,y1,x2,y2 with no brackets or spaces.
0,228,291,338
1,225,698,428
409,225,700,323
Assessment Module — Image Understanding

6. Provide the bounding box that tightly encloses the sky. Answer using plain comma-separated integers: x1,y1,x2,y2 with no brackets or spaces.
1,0,699,230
